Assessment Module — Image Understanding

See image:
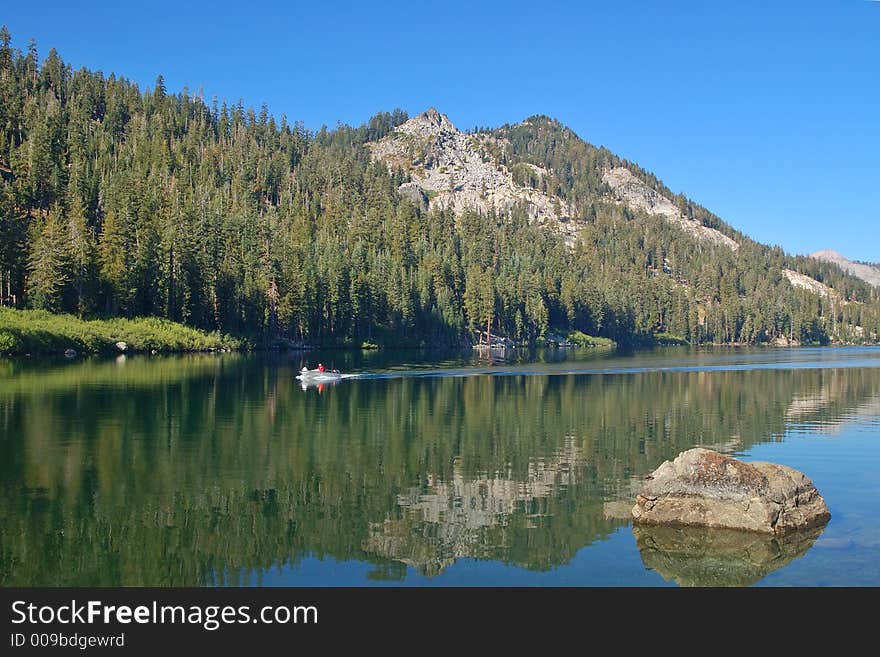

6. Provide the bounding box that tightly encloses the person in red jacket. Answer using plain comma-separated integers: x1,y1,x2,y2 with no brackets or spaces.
317,363,325,372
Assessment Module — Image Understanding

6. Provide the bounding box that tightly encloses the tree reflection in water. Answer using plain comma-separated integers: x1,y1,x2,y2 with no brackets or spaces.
0,352,877,585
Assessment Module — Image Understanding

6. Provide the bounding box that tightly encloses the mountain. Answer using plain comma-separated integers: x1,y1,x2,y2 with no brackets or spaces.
369,109,740,251
368,109,579,244
810,250,880,288
0,30,878,348
368,109,879,342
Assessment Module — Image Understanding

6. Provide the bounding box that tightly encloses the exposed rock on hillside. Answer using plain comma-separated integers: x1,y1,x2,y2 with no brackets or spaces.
369,109,580,245
602,167,739,251
783,269,835,298
811,249,880,288
397,181,428,211
632,448,830,535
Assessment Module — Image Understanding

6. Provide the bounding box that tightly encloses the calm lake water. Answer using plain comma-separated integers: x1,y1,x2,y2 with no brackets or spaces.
1,346,879,587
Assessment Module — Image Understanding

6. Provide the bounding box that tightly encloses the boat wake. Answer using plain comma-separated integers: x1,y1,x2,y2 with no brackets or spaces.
328,351,880,384
297,348,880,389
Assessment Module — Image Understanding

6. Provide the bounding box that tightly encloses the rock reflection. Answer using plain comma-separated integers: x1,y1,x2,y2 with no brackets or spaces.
634,524,826,587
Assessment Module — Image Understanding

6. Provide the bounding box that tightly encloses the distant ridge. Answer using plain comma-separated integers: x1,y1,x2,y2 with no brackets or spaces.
811,250,880,288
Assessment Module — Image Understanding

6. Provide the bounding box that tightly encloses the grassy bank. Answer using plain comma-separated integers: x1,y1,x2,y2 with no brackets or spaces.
534,330,617,348
0,308,240,356
566,330,617,348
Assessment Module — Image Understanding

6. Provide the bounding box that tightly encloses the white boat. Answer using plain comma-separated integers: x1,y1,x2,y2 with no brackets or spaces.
296,367,343,383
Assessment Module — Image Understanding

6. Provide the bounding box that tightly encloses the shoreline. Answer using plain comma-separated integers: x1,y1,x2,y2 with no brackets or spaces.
2,307,877,358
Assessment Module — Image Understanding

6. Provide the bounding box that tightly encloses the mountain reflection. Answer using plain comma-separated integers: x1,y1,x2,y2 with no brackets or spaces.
1,352,878,585
363,438,611,576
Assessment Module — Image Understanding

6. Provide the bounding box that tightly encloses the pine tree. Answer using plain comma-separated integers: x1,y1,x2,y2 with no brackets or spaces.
27,204,69,311
98,207,128,314
66,193,95,315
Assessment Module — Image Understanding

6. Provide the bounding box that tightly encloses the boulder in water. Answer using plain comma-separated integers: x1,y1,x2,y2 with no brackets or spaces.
632,448,830,535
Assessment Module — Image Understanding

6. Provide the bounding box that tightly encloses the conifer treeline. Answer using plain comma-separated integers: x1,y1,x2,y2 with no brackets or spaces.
1,30,878,346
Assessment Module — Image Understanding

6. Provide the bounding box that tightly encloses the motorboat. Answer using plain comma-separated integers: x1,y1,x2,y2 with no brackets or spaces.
296,367,343,383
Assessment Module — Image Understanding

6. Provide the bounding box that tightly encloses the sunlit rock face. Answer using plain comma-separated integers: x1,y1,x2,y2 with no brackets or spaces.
368,109,580,246
602,167,739,251
632,448,830,534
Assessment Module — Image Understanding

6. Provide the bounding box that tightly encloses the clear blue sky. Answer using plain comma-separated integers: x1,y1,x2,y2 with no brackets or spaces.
3,1,878,261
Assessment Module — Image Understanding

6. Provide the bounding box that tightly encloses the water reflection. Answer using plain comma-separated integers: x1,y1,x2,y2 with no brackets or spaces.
363,438,608,576
633,525,826,587
0,349,879,586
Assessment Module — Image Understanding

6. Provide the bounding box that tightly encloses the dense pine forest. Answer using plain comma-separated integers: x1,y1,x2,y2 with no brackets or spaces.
1,29,878,348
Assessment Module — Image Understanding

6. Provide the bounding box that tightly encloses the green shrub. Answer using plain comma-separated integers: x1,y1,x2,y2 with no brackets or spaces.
653,332,689,346
567,330,616,348
0,308,239,356
0,330,22,353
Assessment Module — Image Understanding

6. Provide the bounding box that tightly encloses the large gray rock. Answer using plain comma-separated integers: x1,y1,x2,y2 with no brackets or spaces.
397,182,428,211
632,448,830,535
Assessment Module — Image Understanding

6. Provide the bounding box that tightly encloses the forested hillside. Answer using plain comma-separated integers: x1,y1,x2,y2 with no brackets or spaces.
1,29,878,347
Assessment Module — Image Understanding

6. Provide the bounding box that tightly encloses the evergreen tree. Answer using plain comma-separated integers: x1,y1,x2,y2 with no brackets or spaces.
65,193,95,315
27,204,69,311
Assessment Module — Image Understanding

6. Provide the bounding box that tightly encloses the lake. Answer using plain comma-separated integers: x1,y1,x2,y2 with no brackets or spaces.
1,346,879,586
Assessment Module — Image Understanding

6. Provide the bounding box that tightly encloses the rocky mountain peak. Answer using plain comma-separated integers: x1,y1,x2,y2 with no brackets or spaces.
423,107,456,131
398,107,458,139
368,109,579,245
